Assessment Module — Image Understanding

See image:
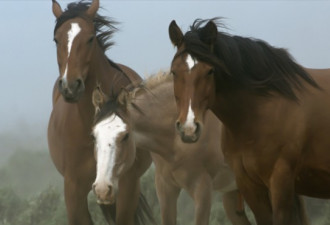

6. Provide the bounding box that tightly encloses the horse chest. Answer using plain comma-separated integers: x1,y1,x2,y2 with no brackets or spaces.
48,102,94,171
224,141,277,185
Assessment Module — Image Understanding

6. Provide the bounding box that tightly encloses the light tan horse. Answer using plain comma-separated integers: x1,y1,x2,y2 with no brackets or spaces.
91,72,252,225
168,18,323,225
48,1,152,224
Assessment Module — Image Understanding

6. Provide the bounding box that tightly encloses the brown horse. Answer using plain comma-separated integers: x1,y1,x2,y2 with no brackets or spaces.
47,1,152,224
168,18,330,225
91,72,253,225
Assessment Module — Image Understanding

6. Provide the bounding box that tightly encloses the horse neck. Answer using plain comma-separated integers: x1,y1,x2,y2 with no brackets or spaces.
212,90,264,138
130,81,177,156
77,45,126,125
134,80,176,123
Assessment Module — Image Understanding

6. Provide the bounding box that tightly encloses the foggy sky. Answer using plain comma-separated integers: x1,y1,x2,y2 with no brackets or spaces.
0,0,330,132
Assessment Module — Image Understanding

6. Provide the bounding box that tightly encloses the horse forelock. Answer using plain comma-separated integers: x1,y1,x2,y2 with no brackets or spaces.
54,0,118,52
182,18,320,100
94,100,120,126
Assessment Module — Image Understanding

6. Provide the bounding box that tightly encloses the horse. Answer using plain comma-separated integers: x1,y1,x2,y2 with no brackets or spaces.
91,71,255,225
47,1,153,224
168,18,330,225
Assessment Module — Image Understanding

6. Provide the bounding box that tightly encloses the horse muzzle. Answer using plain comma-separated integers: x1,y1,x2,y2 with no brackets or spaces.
175,120,201,143
92,182,116,205
58,78,85,103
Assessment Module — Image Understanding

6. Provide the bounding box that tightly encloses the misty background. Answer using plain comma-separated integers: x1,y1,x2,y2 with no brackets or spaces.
0,0,330,224
1,1,330,138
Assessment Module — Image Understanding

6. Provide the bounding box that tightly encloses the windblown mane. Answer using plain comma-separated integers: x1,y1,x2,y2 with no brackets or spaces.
142,71,172,90
182,18,319,100
94,71,172,124
54,0,118,52
54,0,129,92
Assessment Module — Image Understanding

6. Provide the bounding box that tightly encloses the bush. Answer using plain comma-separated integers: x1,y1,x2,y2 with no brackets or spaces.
0,151,62,197
0,188,27,225
1,151,330,225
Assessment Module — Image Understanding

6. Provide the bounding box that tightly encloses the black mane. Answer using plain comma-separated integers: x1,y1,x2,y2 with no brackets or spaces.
94,100,120,125
54,0,118,52
54,0,126,81
182,18,319,100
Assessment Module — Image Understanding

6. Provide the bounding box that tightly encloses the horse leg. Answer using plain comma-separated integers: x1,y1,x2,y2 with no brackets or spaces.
114,147,152,225
116,169,141,225
269,159,308,225
222,190,251,225
99,204,116,224
64,176,94,225
238,182,272,225
233,160,272,225
294,195,309,225
186,173,212,225
155,169,180,225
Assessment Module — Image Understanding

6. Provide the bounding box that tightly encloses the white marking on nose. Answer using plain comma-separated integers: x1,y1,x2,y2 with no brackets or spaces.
184,99,196,129
63,65,68,79
63,23,81,79
186,54,198,72
93,114,126,188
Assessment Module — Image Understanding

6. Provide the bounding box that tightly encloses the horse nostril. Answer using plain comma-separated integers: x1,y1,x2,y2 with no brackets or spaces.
76,79,82,88
58,79,63,89
58,78,69,92
195,122,200,133
75,78,85,93
175,120,181,132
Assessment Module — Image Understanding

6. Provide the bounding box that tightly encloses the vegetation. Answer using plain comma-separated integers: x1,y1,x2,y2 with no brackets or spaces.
0,150,329,225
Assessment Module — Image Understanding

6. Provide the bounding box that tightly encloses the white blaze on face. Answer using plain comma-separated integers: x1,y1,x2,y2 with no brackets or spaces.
183,99,196,131
186,54,198,73
63,23,81,79
93,114,127,189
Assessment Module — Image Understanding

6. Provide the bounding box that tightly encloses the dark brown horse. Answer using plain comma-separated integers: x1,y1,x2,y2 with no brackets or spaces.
91,72,253,225
47,1,152,224
168,19,325,225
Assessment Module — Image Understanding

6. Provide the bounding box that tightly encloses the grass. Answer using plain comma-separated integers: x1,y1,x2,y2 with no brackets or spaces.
0,150,329,225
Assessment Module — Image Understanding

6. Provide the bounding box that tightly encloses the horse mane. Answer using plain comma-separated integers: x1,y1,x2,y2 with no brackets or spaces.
54,0,129,91
183,18,320,100
93,71,172,124
142,71,172,90
54,0,118,52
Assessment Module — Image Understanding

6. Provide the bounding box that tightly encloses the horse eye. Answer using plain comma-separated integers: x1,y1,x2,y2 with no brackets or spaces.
207,69,214,76
122,133,129,142
171,71,177,77
87,36,95,44
90,133,96,141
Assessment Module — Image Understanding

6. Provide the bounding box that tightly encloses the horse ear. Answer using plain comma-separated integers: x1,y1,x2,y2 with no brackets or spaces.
52,0,63,19
86,0,99,18
169,20,184,48
117,88,129,106
200,21,218,49
92,85,109,114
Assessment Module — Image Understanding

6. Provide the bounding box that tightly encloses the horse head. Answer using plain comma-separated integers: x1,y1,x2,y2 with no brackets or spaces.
52,0,99,102
91,87,135,204
169,20,218,143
